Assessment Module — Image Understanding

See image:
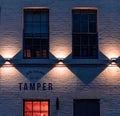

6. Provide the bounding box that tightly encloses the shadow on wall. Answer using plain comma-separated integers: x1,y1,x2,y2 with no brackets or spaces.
67,66,106,84
3,50,110,84
9,50,56,82
0,55,5,65
65,51,109,84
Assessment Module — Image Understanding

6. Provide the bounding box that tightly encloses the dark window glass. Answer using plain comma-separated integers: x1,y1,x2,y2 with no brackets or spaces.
72,9,98,59
23,9,49,58
74,99,100,116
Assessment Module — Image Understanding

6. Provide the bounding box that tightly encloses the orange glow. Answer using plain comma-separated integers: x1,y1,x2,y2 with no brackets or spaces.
50,36,71,59
0,37,21,59
52,47,71,59
24,101,48,116
55,61,65,67
53,66,68,74
0,66,23,87
46,66,80,86
33,102,40,111
41,101,48,111
4,61,11,65
1,48,19,59
98,66,120,85
101,44,120,60
1,66,15,74
25,102,32,111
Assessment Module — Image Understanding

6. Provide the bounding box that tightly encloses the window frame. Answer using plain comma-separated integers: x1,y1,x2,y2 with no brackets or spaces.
23,8,49,59
72,9,98,59
23,99,50,116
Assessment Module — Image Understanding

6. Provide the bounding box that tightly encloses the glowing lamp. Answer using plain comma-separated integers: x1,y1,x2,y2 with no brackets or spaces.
5,58,11,62
111,58,117,63
58,58,64,62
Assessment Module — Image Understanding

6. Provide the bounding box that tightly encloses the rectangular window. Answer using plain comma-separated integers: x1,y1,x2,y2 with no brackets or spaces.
72,9,98,59
74,99,100,116
23,100,49,116
23,8,49,58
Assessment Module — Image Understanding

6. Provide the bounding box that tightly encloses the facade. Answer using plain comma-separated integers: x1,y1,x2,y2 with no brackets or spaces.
0,0,120,116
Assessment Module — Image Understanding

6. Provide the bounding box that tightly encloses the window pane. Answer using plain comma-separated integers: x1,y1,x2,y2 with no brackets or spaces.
73,14,80,32
32,47,40,57
33,101,40,111
41,12,48,22
41,39,48,47
41,101,48,111
33,12,40,22
25,112,32,116
72,9,98,59
41,23,49,33
24,12,32,23
89,45,97,57
73,35,80,45
33,23,40,33
80,35,88,45
23,9,49,58
24,23,33,33
80,22,88,33
89,34,97,44
73,46,80,58
24,39,32,48
24,49,31,58
33,39,40,46
89,13,97,21
81,46,88,57
24,100,49,116
25,102,32,111
89,22,96,33
80,14,88,33
33,112,41,116
41,112,48,116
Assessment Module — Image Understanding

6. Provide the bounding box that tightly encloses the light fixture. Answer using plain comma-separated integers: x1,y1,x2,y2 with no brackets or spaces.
58,58,64,62
110,57,117,63
5,58,11,62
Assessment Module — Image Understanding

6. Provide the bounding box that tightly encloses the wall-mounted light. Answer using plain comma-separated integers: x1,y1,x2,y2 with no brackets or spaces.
3,58,12,65
58,58,64,62
111,57,120,63
56,97,59,110
110,57,117,65
5,58,11,62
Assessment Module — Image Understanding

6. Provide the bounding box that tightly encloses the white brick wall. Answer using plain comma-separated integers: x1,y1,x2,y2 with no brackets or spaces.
0,0,120,116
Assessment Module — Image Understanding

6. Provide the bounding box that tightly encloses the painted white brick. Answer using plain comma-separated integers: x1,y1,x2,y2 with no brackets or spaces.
0,0,120,116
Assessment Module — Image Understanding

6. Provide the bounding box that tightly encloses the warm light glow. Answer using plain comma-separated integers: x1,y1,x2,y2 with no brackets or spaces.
108,52,119,60
101,44,120,60
53,47,70,60
1,65,14,72
24,101,48,116
73,7,98,10
0,37,21,59
0,66,23,87
45,66,80,88
50,37,71,59
1,48,20,59
4,60,11,65
55,61,65,67
98,66,120,85
25,102,32,111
